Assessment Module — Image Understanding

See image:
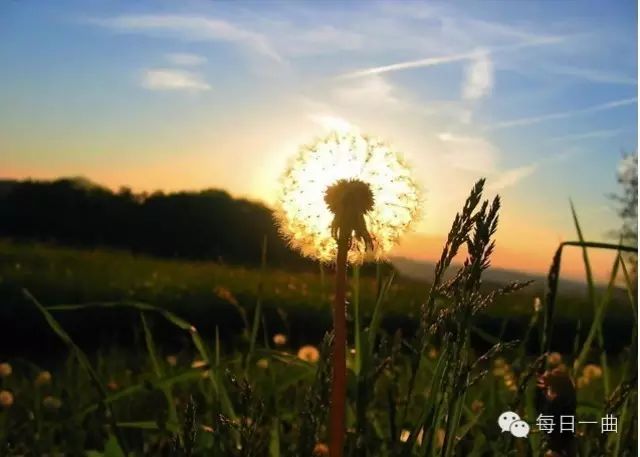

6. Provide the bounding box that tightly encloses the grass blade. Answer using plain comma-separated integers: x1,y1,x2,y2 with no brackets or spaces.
141,312,179,430
22,289,129,453
45,300,237,419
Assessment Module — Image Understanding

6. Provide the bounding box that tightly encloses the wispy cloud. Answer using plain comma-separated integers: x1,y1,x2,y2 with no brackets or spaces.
462,49,493,100
548,65,636,86
333,75,404,108
488,164,538,191
141,68,210,91
338,36,563,79
91,14,282,62
166,53,207,66
549,128,626,142
437,132,499,173
486,97,637,131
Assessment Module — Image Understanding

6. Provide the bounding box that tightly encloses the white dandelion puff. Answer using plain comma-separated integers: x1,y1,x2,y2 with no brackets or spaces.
275,131,421,264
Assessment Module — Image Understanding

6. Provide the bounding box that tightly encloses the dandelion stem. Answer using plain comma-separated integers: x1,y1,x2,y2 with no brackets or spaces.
329,229,350,457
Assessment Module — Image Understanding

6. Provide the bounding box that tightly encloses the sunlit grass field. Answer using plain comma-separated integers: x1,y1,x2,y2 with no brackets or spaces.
0,196,636,457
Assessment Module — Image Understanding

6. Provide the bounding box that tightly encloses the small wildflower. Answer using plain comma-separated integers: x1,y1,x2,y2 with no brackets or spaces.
583,364,603,380
576,376,589,389
537,366,575,402
191,359,208,369
256,358,269,369
166,355,178,367
42,396,62,410
272,333,287,346
312,442,329,456
297,345,320,363
546,352,563,367
504,377,516,389
349,348,356,355
0,390,13,408
35,371,52,386
0,363,12,378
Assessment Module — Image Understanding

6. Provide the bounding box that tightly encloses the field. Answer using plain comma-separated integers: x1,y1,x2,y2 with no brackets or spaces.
0,206,637,456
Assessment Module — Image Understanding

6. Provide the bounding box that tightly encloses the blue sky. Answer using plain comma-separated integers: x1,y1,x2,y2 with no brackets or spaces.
0,1,637,276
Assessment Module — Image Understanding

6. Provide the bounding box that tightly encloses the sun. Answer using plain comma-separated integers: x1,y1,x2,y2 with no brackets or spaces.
275,130,421,264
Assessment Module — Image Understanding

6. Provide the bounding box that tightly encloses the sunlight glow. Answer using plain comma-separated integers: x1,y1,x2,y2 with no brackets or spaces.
275,131,421,263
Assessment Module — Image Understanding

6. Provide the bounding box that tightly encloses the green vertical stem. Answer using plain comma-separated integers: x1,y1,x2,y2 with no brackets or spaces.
329,231,350,457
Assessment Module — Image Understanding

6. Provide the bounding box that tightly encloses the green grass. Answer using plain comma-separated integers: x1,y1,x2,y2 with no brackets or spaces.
0,188,636,457
0,239,630,321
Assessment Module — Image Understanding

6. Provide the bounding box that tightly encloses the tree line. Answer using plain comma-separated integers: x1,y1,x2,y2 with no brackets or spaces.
0,177,313,269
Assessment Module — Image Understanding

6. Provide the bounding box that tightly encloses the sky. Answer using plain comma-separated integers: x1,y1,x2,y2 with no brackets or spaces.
0,1,637,280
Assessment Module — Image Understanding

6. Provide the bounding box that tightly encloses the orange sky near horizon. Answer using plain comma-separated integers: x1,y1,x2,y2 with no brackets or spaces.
1,0,636,289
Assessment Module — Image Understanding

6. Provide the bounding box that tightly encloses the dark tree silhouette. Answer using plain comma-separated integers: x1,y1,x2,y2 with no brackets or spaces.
0,177,311,269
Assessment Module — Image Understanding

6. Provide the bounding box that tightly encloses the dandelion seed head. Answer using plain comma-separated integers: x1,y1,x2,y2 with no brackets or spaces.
275,131,421,264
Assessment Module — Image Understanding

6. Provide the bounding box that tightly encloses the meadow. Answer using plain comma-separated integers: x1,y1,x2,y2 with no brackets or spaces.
0,182,636,456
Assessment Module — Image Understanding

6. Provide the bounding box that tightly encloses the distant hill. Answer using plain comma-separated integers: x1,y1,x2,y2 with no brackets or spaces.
391,255,623,296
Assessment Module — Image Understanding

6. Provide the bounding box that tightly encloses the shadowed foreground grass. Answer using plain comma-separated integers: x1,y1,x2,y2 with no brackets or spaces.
0,182,636,456
0,239,632,354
